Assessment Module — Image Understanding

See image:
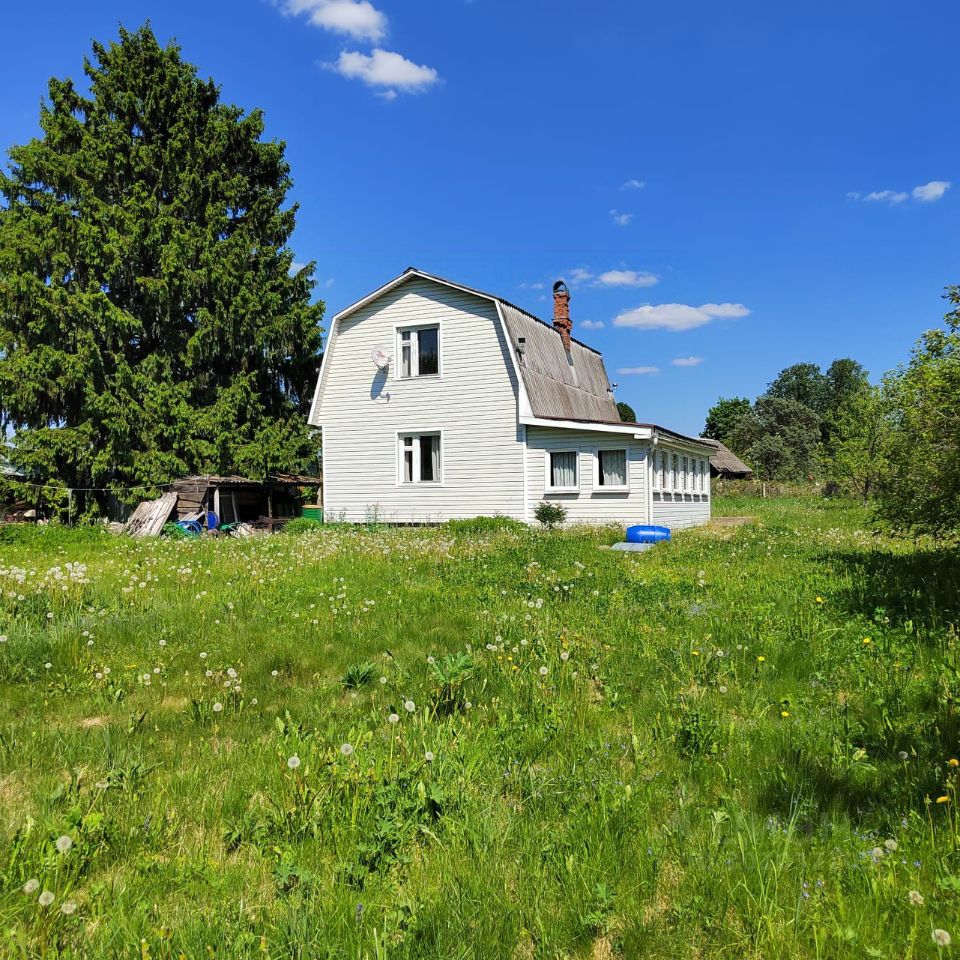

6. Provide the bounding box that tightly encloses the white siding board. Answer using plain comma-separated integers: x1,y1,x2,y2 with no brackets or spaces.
316,278,524,523
525,426,650,525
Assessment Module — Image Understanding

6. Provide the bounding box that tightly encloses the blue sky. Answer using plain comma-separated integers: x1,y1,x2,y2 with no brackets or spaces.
2,0,957,435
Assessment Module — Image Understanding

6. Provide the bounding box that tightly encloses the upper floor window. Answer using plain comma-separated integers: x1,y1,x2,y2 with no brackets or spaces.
399,325,439,378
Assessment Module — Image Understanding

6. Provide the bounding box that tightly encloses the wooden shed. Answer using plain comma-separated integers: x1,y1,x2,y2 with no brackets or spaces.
702,439,754,480
170,474,322,531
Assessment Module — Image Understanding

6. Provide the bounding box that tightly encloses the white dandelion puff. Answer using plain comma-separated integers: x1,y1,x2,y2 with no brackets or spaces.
388,713,400,724
424,751,434,762
55,835,73,854
340,743,354,757
539,666,548,676
404,700,416,713
932,929,951,947
60,900,77,915
287,755,301,770
23,879,39,894
908,889,924,905
38,891,54,908
212,702,223,713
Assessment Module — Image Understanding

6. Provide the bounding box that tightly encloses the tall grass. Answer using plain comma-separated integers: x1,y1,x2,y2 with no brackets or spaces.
0,498,958,958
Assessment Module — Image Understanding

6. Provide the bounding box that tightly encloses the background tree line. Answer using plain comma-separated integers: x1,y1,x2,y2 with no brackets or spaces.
704,286,960,535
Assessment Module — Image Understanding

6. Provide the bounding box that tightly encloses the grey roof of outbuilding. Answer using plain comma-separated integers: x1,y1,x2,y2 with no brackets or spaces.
701,438,754,477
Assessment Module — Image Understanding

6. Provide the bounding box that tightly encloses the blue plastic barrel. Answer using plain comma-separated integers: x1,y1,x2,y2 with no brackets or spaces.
626,524,671,544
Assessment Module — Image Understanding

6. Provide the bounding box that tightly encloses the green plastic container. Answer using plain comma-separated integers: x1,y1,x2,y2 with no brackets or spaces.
301,505,324,523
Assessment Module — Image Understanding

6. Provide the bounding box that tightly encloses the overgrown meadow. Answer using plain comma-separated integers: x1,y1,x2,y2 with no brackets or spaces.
1,499,959,959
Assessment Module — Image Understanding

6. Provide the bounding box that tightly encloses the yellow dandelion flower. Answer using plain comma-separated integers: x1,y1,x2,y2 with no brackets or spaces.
692,650,700,657
936,795,951,804
781,710,790,718
757,655,766,663
862,638,871,645
948,759,959,768
815,597,824,604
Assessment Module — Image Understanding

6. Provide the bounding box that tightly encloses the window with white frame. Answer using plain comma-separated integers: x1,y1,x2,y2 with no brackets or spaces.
682,456,689,492
671,454,679,492
399,432,442,484
547,450,579,491
596,448,628,490
398,325,440,378
702,459,710,494
695,458,702,493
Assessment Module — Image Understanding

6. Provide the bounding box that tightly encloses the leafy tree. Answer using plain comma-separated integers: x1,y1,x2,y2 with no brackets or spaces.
826,385,890,500
616,401,637,423
874,288,960,534
764,363,831,418
703,397,751,444
0,24,323,512
825,358,869,412
730,396,821,481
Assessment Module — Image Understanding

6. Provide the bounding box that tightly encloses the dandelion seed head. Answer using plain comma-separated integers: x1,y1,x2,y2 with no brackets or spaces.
55,835,73,854
60,900,77,915
287,755,301,770
909,889,924,905
388,713,400,724
38,891,54,908
23,879,39,894
212,702,223,713
425,751,434,762
933,929,952,947
404,700,416,713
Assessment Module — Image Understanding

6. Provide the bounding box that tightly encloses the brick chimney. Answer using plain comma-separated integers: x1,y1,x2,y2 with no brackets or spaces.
553,280,572,352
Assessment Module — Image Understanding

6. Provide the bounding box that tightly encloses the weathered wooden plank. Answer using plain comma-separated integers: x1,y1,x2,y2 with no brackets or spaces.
125,492,178,538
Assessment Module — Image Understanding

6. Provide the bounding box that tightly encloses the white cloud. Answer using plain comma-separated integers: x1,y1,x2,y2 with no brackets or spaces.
289,262,307,274
610,209,633,227
614,302,750,332
280,0,387,42
519,281,545,290
912,180,951,202
568,267,595,285
863,190,909,204
581,320,605,330
622,179,645,190
616,366,660,376
672,355,703,367
330,49,440,97
595,269,659,289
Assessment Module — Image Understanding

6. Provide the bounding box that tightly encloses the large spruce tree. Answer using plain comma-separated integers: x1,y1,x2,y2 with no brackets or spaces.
0,25,323,509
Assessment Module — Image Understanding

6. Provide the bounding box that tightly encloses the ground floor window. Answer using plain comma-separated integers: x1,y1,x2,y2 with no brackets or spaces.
399,432,441,484
596,448,628,489
547,450,579,491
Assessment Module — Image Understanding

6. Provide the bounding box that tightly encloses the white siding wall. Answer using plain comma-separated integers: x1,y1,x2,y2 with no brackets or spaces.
315,278,525,522
525,427,649,525
650,443,712,529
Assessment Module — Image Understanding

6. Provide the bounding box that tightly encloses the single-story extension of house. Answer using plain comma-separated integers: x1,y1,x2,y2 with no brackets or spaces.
309,269,715,529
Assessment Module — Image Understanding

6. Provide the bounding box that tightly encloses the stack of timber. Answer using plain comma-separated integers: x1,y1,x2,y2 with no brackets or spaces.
124,492,178,538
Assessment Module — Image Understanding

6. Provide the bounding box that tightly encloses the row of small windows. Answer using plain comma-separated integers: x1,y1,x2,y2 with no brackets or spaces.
652,450,709,494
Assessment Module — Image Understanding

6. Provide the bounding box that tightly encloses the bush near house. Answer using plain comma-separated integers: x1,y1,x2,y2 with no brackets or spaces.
1,497,959,958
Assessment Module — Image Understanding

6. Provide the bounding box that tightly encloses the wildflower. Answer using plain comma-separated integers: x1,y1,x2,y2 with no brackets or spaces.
287,755,301,770
271,670,279,677
23,879,39,894
539,666,548,676
718,685,728,694
44,662,52,670
884,839,898,852
388,713,400,724
781,710,790,718
862,638,871,645
932,929,952,947
949,758,959,768
200,652,207,659
60,901,77,916
340,743,354,757
692,650,700,657
756,656,765,663
404,700,416,713
909,890,924,906
560,651,570,662
871,847,884,859
424,751,434,762
38,891,54,908
0,635,6,643
898,751,909,761
212,702,223,713
936,796,951,804
427,656,435,665
380,676,388,684
815,597,824,604
55,835,73,854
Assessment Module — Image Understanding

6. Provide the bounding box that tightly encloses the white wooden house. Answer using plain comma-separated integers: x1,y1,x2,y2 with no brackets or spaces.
309,269,713,528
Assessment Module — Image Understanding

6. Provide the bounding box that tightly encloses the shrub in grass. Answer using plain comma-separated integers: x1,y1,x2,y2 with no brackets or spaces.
341,661,378,689
534,501,567,529
446,515,528,536
283,517,325,534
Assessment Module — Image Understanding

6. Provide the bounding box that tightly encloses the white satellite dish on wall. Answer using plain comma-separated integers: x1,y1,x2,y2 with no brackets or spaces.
371,348,391,370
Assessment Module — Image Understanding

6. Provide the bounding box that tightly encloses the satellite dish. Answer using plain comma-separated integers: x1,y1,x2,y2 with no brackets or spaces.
371,348,391,369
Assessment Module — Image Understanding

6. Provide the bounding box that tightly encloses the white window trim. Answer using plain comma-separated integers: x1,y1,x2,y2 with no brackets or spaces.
545,449,580,494
394,322,443,380
396,429,445,487
593,447,630,493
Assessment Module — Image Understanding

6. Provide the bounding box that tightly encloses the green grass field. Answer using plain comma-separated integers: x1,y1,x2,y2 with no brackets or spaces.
1,498,959,959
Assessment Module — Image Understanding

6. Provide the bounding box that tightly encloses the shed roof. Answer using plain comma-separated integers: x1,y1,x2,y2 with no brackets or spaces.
701,438,754,477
